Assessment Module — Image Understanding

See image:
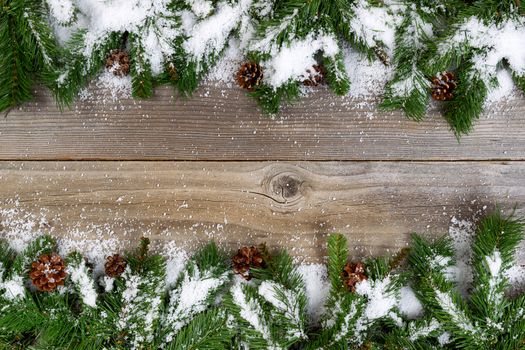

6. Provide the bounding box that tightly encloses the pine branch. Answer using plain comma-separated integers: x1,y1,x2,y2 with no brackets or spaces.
0,2,34,112
326,234,348,296
443,65,488,137
323,52,350,95
226,282,277,349
162,255,230,345
66,251,98,309
167,308,233,350
46,30,122,107
117,238,166,349
381,7,433,120
129,31,154,99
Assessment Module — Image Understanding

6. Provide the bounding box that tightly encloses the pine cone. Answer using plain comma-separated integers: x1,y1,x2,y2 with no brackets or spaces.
232,246,265,280
342,262,367,292
29,253,67,292
106,50,131,77
105,254,127,278
236,62,263,91
431,71,457,101
167,63,178,82
302,65,324,87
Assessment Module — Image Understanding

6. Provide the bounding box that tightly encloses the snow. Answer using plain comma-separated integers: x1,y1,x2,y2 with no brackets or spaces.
297,264,330,325
0,207,47,252
263,33,339,89
163,245,189,289
79,70,132,102
180,0,252,73
434,290,478,335
258,281,305,339
46,0,75,24
398,286,423,319
68,260,98,308
355,276,398,321
164,265,229,340
0,276,26,301
485,250,505,312
486,69,519,104
408,318,440,341
448,217,476,296
343,47,393,98
349,0,402,57
442,16,525,89
118,269,165,349
231,282,280,349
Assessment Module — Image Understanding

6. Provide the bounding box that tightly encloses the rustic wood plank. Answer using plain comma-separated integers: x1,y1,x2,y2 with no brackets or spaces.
1,85,524,161
1,161,524,263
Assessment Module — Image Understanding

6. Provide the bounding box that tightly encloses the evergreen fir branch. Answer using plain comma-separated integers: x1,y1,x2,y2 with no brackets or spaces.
162,260,230,344
468,212,523,340
504,295,525,349
10,235,56,278
0,240,16,275
442,65,488,137
306,292,364,349
513,73,525,93
129,31,154,99
172,0,252,96
249,83,300,115
168,308,233,350
66,251,98,309
322,52,350,96
0,294,45,345
193,241,228,272
117,238,167,349
0,2,36,112
381,7,433,120
226,282,279,349
46,30,122,107
408,234,486,347
0,210,523,348
326,234,348,296
253,251,309,346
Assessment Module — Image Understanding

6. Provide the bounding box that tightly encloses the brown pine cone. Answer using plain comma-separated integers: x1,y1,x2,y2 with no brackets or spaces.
105,254,127,278
106,50,131,77
236,62,263,91
232,246,265,280
430,71,457,101
302,65,324,87
29,253,67,292
342,262,367,292
167,63,178,82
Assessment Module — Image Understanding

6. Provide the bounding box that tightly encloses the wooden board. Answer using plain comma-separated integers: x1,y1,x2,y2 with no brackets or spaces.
1,85,524,161
1,161,524,262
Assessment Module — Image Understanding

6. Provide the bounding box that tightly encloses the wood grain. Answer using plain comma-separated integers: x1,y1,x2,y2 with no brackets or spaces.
1,85,524,161
1,161,524,263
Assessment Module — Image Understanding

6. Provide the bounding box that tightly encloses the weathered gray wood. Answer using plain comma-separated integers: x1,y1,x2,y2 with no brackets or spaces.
1,85,524,161
1,161,524,262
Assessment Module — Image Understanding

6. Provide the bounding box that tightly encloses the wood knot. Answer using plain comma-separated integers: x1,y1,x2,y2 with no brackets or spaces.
270,173,304,203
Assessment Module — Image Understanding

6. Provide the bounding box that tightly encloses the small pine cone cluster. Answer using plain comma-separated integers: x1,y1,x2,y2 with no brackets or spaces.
431,71,457,101
105,254,127,277
232,246,265,280
342,262,367,292
106,50,131,77
236,62,263,91
302,65,324,87
29,253,67,292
